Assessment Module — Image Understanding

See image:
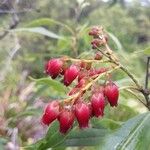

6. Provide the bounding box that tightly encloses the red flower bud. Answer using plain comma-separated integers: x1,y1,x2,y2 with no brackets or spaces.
91,93,105,117
80,62,92,70
45,59,63,79
88,69,97,77
76,78,86,88
87,102,93,117
64,65,79,86
80,61,87,69
75,102,90,129
86,62,92,70
42,101,60,125
58,110,75,134
104,34,109,42
104,82,119,107
89,26,103,37
91,39,104,49
91,85,105,94
96,67,108,74
89,68,107,77
94,52,103,60
78,71,87,81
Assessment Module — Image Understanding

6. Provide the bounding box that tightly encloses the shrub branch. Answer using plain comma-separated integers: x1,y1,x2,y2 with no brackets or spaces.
95,41,150,110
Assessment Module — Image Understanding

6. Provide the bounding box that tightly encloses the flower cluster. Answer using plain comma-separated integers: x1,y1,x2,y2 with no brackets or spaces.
41,26,119,134
89,26,108,49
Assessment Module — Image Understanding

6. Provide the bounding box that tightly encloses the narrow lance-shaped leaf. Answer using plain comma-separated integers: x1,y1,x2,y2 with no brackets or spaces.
30,77,67,94
13,27,63,39
64,127,109,147
144,47,150,55
25,18,74,34
26,118,111,149
98,112,150,150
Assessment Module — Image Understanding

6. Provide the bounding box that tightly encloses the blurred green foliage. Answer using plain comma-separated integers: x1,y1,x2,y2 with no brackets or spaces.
0,0,150,149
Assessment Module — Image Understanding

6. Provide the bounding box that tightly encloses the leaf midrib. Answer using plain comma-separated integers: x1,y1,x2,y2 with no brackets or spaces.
117,113,150,150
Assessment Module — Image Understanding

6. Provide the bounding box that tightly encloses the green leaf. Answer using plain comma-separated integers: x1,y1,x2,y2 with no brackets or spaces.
98,112,150,150
7,108,41,126
26,18,56,27
57,37,72,52
92,118,122,130
25,18,74,34
107,32,123,51
16,108,41,118
27,113,150,150
30,77,67,93
144,47,150,55
44,124,67,148
13,27,63,39
27,119,109,149
64,127,109,147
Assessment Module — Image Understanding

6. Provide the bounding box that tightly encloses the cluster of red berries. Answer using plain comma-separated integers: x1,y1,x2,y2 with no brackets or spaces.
41,26,119,134
41,82,119,134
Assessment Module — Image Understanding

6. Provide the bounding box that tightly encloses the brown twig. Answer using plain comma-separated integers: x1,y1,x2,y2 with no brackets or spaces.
100,44,142,87
63,56,110,63
145,57,150,89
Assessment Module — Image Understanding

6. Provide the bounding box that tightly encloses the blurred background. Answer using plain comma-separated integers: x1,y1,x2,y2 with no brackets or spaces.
0,0,150,149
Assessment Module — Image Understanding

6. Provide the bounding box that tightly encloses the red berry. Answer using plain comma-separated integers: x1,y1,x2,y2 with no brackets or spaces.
64,65,79,86
104,82,119,107
42,101,60,125
78,71,87,81
87,102,93,117
45,59,63,79
94,52,103,60
91,93,105,117
76,78,86,88
58,110,75,134
75,102,90,129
